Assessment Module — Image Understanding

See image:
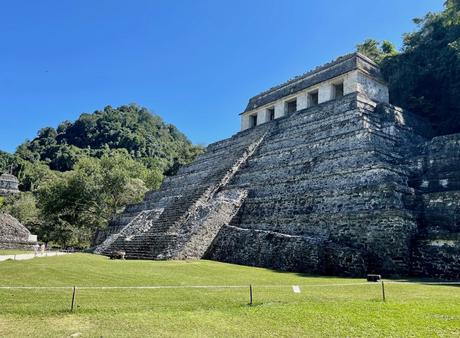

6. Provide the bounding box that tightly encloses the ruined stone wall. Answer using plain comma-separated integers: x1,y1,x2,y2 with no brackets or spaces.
244,53,383,113
0,213,36,249
0,174,19,196
357,72,389,104
407,134,460,279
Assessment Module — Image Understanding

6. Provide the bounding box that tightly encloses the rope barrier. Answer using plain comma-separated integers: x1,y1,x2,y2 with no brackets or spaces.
384,281,460,285
0,281,458,290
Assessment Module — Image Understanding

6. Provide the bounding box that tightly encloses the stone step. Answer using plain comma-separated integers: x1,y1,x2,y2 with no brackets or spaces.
96,129,269,257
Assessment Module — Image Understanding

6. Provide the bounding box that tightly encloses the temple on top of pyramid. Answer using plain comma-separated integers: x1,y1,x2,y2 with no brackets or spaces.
240,53,388,130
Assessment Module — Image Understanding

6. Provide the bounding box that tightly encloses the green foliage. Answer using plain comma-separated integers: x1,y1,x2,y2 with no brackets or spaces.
359,2,460,135
383,2,460,135
0,192,41,229
144,167,164,190
1,150,58,192
0,150,17,174
16,161,59,192
381,40,397,55
357,39,398,64
1,104,202,247
17,104,204,173
37,151,153,247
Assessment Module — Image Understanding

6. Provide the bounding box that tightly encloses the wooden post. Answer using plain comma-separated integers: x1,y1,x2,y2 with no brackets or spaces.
71,286,76,311
249,284,253,306
381,280,386,302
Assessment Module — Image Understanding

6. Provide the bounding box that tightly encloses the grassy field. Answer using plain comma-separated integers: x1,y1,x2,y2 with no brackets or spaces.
0,254,458,337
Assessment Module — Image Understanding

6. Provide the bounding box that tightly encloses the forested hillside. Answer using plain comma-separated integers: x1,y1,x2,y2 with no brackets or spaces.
15,104,203,173
0,104,204,248
358,0,460,135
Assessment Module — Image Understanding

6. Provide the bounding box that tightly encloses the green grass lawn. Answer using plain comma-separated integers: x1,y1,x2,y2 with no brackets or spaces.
0,249,33,256
0,254,458,337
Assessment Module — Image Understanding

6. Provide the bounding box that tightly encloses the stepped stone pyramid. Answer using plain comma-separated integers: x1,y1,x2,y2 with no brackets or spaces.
95,53,460,278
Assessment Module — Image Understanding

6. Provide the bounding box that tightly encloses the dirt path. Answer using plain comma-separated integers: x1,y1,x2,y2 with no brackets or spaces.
0,252,69,262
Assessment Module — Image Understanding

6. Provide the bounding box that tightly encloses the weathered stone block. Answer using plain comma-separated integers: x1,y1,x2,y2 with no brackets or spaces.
94,55,460,280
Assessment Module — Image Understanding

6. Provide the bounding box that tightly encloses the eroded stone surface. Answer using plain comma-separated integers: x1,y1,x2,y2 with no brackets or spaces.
0,213,37,249
0,174,19,196
95,55,460,279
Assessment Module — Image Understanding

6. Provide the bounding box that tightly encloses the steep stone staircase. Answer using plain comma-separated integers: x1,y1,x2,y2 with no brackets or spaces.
96,123,271,259
94,209,163,254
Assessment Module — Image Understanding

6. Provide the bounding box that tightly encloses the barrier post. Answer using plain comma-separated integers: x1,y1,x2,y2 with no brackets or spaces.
249,284,253,305
381,280,386,302
71,286,77,311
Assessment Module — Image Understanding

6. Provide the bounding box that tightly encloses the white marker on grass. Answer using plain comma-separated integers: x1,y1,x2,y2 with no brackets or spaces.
292,285,301,293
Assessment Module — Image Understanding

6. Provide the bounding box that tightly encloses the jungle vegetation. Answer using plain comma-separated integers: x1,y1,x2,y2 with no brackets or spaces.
358,0,460,135
0,105,203,247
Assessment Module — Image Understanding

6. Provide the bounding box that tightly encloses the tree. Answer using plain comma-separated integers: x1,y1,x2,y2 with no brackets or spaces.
16,104,204,173
357,39,398,64
0,192,41,230
0,151,16,174
358,1,460,135
37,151,153,247
16,160,58,192
2,104,203,247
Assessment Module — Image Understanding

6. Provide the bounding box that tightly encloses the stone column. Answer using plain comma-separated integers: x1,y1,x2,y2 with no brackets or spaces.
297,93,308,110
344,71,359,95
241,114,251,131
257,110,270,125
274,101,285,119
318,83,333,104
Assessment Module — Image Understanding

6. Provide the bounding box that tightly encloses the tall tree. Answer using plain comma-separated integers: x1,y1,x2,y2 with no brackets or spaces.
37,151,153,247
358,1,460,135
357,39,397,64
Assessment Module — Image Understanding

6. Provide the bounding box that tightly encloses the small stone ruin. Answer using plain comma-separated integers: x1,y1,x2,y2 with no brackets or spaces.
0,213,37,250
0,173,20,196
0,173,37,250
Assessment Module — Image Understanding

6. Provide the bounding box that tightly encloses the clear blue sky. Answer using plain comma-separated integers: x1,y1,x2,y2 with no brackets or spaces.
0,0,443,153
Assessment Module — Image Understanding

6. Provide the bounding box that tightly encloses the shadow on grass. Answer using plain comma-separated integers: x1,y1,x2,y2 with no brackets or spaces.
211,259,460,287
